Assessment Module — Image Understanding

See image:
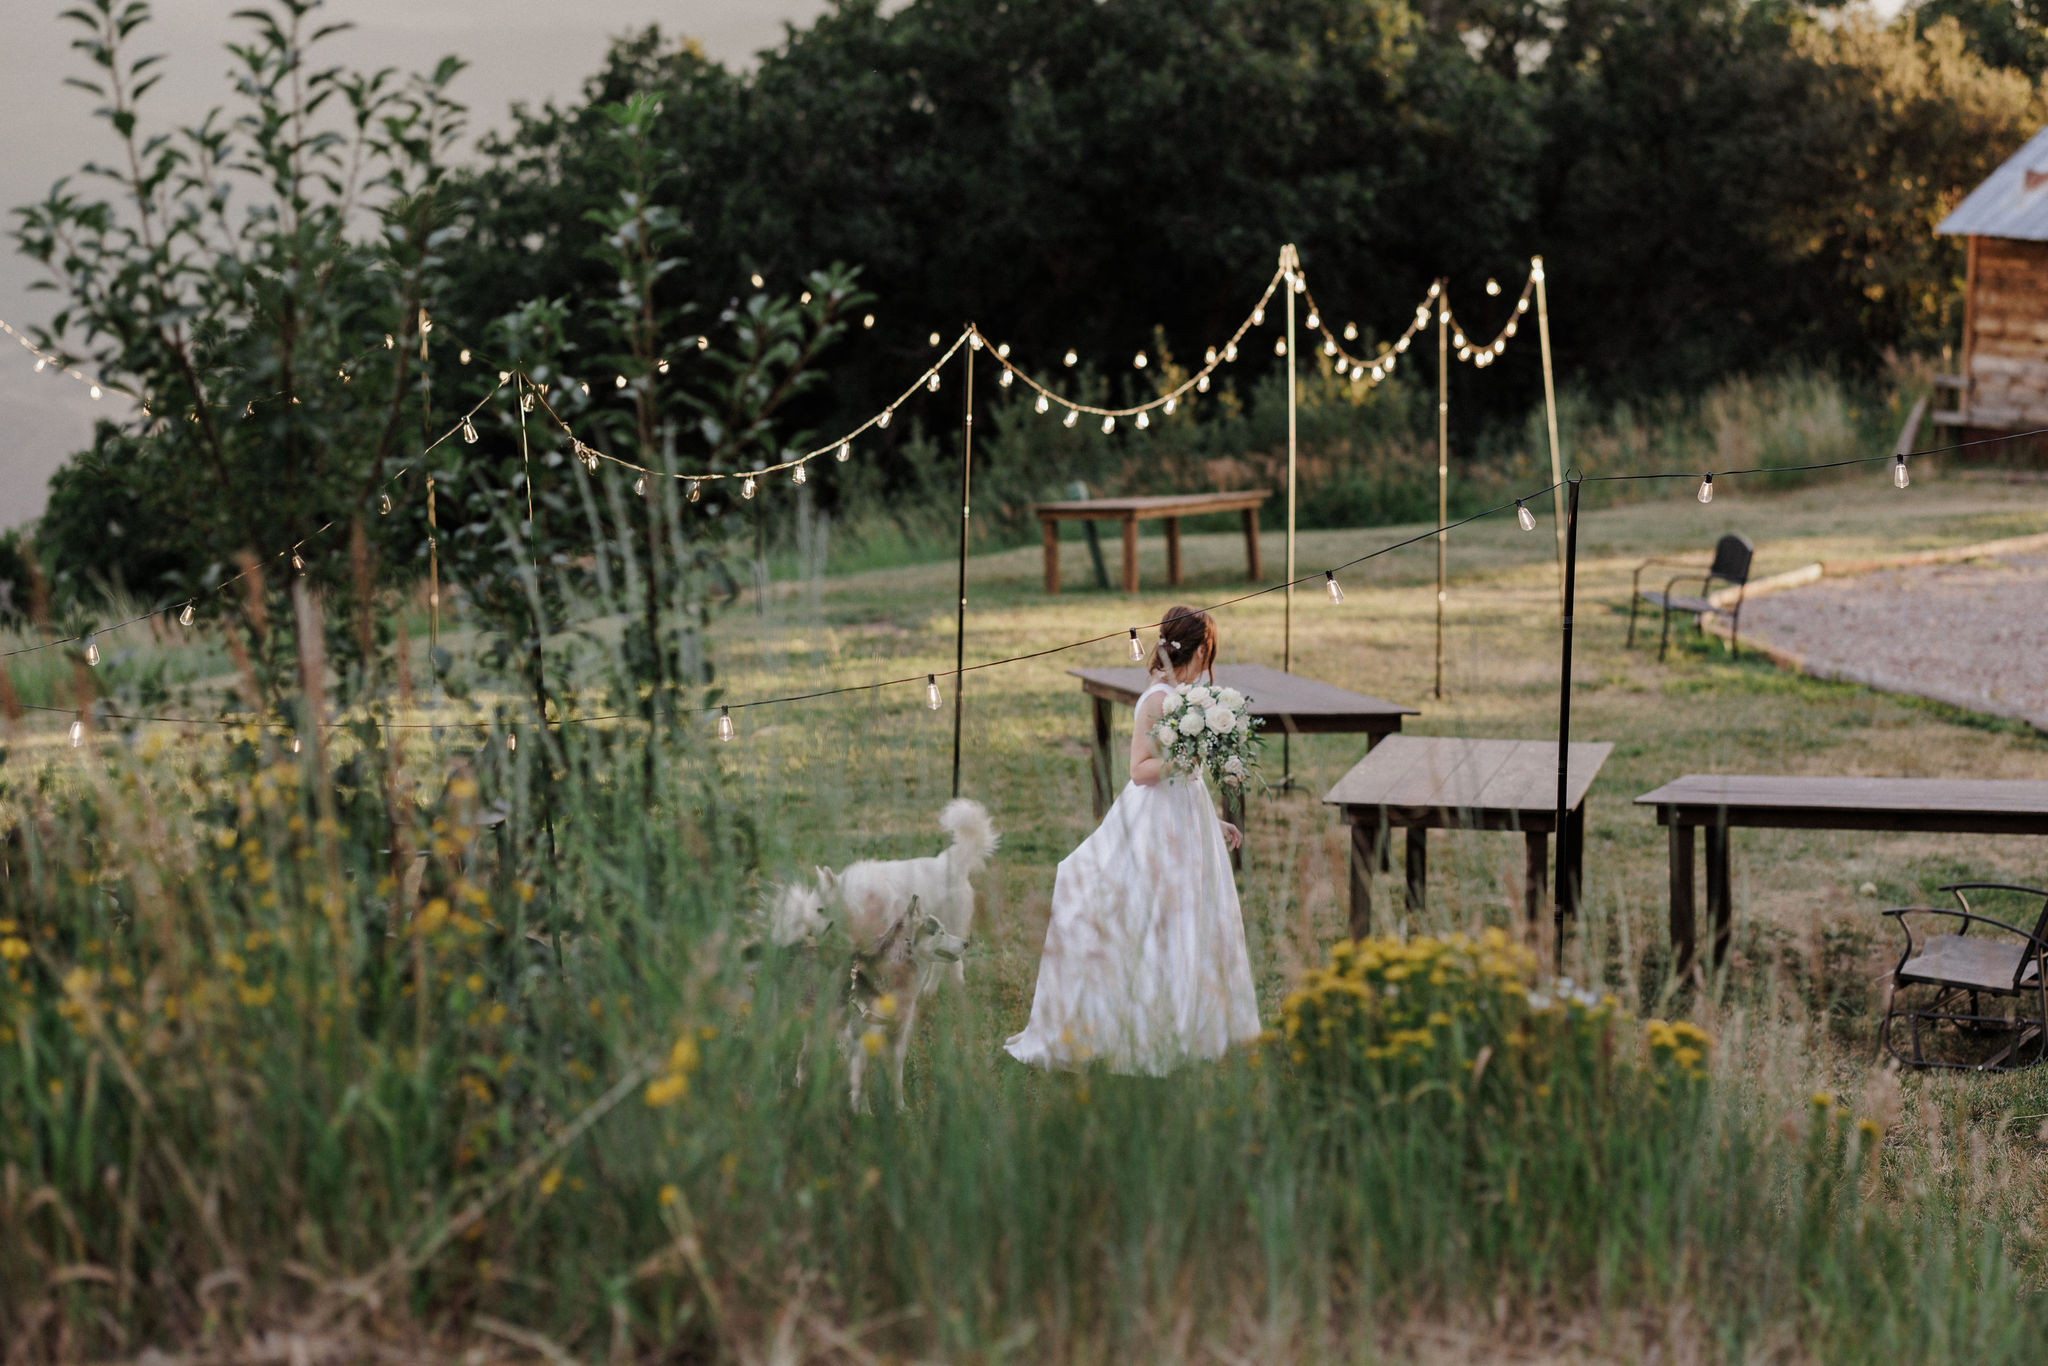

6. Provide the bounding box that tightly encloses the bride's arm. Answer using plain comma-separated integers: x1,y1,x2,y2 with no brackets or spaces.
1129,691,1168,786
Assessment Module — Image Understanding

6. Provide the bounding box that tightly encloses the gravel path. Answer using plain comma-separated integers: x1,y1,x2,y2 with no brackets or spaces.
1737,553,2048,731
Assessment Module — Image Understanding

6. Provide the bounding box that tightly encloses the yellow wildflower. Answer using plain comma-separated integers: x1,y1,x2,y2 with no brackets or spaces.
658,1184,680,1208
539,1167,563,1197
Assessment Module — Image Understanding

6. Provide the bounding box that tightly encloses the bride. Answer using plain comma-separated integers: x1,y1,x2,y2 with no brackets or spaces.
1006,604,1261,1074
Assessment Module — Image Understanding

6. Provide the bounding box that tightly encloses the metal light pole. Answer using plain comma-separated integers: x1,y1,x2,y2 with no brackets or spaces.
1534,256,1567,609
1553,476,1582,971
1435,282,1449,700
952,334,974,799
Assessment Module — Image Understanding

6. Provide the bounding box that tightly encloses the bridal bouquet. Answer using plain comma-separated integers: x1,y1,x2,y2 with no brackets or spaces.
1150,682,1264,791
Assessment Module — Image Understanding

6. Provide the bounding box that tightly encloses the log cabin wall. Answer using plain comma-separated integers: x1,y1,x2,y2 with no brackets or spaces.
1965,234,2048,429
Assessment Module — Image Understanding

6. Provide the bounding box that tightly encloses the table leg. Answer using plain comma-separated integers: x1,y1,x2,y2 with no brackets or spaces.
1121,516,1139,594
1565,803,1586,920
1523,831,1547,924
1165,517,1183,585
1089,695,1113,819
1704,823,1732,968
1041,519,1060,595
1224,783,1244,873
1348,815,1377,940
1242,507,1262,580
1669,824,1696,975
1404,828,1427,913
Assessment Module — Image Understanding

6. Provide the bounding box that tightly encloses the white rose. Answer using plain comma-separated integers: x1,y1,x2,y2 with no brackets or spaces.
1236,712,1251,735
1204,704,1235,734
1217,687,1244,710
1177,711,1206,736
1223,755,1245,775
1161,688,1184,712
1185,685,1212,707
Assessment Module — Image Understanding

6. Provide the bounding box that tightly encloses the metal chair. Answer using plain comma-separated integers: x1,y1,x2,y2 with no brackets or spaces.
1879,882,2048,1072
1628,533,1754,660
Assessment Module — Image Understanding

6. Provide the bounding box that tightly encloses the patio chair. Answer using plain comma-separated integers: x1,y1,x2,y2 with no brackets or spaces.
1878,882,2048,1072
1628,533,1754,661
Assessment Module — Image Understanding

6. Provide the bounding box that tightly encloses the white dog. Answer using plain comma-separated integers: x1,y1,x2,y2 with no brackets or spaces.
765,798,999,1108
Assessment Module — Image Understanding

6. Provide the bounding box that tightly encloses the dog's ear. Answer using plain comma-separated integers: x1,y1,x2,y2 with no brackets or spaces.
814,866,837,894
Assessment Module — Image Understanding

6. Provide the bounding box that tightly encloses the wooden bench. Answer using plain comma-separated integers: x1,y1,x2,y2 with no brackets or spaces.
1072,663,1415,870
1634,775,2048,972
1034,490,1271,594
1324,735,1613,940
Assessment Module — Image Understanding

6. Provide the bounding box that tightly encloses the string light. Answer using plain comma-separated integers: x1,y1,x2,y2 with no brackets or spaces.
1273,337,1287,356
968,333,983,350
1035,393,1050,414
1306,312,1320,330
615,375,627,390
1324,571,1344,605
1486,278,1501,296
927,372,941,392
292,552,304,572
928,332,942,347
1516,500,1536,531
1344,322,1358,340
69,719,83,748
1252,307,1264,326
84,635,99,666
506,731,517,752
1196,375,1209,392
1129,628,1145,661
634,474,647,495
863,314,875,329
1893,454,1910,489
1064,408,1079,428
751,273,765,288
1697,472,1715,504
460,348,472,364
688,480,702,503
1064,350,1078,367
1223,343,1238,362
1135,411,1149,429
791,464,806,486
1133,352,1147,369
717,707,734,742
999,369,1013,387
997,343,1011,358
838,442,851,462
1101,415,1116,433
179,604,194,627
925,675,943,710
742,476,757,499
379,492,392,514
290,734,302,755
877,409,893,429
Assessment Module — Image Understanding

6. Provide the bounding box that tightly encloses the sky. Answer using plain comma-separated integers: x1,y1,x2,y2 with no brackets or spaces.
0,1,854,531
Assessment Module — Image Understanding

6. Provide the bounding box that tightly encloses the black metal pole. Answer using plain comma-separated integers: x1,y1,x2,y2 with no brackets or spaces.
952,336,974,799
1553,476,1581,971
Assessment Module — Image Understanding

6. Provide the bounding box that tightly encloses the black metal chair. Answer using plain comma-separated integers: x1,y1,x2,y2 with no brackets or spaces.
1628,533,1754,660
1879,882,2048,1072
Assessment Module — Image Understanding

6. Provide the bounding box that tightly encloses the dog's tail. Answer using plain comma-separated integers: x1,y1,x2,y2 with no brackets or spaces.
939,798,999,874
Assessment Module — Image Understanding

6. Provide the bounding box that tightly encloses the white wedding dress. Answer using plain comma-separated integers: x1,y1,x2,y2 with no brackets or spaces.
1006,681,1262,1074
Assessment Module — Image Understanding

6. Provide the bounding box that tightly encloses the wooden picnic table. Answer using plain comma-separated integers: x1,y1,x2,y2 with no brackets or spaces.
1072,663,1416,870
1034,490,1272,594
1324,735,1614,940
1636,775,2048,972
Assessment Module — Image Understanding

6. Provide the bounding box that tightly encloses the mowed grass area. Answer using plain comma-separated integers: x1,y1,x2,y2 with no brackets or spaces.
8,471,2048,1363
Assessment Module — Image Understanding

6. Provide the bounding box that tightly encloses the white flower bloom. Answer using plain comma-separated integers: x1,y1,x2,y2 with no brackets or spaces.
1185,685,1212,707
1204,704,1235,734
1223,755,1246,775
1235,713,1251,734
1177,711,1206,736
1162,689,1186,712
1217,687,1244,710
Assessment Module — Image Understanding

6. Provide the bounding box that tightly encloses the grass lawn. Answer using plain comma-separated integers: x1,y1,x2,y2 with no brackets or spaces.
6,470,2048,1363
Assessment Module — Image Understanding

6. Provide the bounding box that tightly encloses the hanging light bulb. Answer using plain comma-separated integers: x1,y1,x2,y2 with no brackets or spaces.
1893,454,1911,489
791,463,807,485
179,604,194,627
1292,274,1307,294
1164,397,1177,415
1196,374,1210,393
1252,307,1265,326
1350,365,1364,381
615,375,627,390
460,348,472,365
1101,415,1116,434
838,441,851,462
1504,321,1518,338
1371,366,1383,382
1516,297,1530,314
1323,340,1337,357
1486,278,1501,296
1205,347,1219,365
997,342,1011,358
521,392,534,413
1697,472,1715,504
292,552,304,572
380,492,392,514
926,675,943,710
1130,411,1146,430
1384,352,1398,371
1306,312,1320,330
999,368,1014,387
1427,282,1441,298
33,358,46,373
877,409,893,429
1324,571,1344,605
1273,337,1288,356
84,635,100,666
862,313,875,330
751,273,765,288
1223,343,1237,362
1516,500,1536,532
1064,408,1079,428
1129,628,1145,661
1035,394,1050,414
1344,321,1359,341
688,480,702,503
927,372,941,392
657,359,670,374
634,474,647,496
1453,331,1467,348
69,719,83,748
89,385,102,400
507,731,517,753
1064,349,1078,367
1395,336,1410,354
290,733,302,755
717,707,734,742
1133,352,1147,369
742,476,757,499
697,336,710,350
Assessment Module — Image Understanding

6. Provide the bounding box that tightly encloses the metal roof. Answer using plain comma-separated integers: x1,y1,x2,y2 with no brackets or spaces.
1938,126,2048,240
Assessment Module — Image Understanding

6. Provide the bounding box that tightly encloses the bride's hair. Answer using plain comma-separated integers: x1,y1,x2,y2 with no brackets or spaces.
1149,605,1218,680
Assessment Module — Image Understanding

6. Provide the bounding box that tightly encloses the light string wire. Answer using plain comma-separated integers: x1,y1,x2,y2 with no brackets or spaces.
1,376,507,661
1289,259,1539,387
27,428,2014,741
